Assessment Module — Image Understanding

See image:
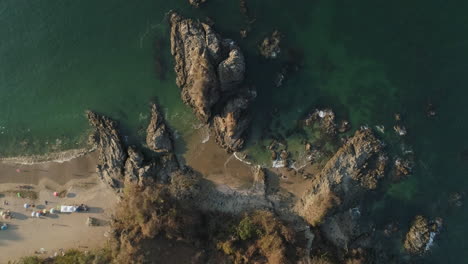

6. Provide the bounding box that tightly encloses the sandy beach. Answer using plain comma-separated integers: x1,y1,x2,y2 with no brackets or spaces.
0,152,118,263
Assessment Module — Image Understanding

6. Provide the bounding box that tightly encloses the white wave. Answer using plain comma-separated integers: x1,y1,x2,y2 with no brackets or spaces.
233,152,252,165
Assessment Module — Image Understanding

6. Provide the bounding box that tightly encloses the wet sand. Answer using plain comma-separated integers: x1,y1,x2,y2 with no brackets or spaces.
0,153,117,263
0,152,98,186
184,128,256,190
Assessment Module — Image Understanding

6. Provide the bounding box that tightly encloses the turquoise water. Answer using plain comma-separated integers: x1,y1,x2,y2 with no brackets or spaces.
1,0,468,262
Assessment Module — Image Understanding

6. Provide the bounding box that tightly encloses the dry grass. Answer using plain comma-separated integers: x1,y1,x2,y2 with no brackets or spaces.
5,190,38,200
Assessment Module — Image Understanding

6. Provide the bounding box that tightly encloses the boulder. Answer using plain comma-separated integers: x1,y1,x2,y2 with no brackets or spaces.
259,30,281,59
403,216,443,255
146,103,173,153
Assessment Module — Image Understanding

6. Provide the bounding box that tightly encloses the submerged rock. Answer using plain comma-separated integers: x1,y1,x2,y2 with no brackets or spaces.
394,158,412,180
404,215,442,255
170,12,252,152
188,0,207,7
298,129,386,227
304,108,337,135
87,111,127,190
146,103,173,153
259,30,282,59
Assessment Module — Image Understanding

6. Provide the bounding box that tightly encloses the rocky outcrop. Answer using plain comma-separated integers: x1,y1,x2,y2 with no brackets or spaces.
259,30,281,59
87,111,127,190
188,0,207,7
298,129,386,227
170,12,252,152
213,95,251,152
146,103,173,153
404,216,442,255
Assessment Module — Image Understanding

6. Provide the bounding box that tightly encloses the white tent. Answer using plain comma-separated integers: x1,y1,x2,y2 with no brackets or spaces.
60,206,77,213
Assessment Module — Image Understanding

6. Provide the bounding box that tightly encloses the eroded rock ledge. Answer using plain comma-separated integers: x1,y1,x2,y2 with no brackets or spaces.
169,12,253,152
297,128,387,249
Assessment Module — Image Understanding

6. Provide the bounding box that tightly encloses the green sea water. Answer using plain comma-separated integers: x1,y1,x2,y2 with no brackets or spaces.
1,0,468,262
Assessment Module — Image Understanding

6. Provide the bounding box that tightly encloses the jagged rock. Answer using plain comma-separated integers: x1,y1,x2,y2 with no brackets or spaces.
394,158,412,180
146,103,173,153
170,12,252,152
304,109,337,135
87,111,127,190
124,146,157,186
404,216,442,255
213,95,251,152
188,0,207,7
259,30,281,59
298,129,386,227
218,45,245,91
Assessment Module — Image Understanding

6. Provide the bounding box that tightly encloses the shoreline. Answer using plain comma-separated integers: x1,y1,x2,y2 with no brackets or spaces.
0,147,95,165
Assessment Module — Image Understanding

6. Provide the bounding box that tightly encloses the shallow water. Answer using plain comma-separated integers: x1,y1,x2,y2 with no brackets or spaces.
1,0,468,262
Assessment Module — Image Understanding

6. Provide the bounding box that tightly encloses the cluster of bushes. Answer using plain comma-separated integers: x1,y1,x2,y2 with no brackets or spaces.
213,211,297,264
14,182,301,264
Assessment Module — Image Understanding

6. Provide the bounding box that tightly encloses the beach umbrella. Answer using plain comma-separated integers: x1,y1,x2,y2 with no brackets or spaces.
1,224,8,230
53,192,59,197
24,203,29,209
50,208,55,214
31,211,35,217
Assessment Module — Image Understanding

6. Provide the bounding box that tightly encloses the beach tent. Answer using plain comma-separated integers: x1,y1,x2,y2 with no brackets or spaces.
31,211,36,217
50,208,56,214
24,203,29,209
60,206,77,213
1,224,8,230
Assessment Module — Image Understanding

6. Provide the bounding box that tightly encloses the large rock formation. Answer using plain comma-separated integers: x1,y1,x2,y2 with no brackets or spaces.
296,128,387,250
146,103,173,153
170,12,252,152
87,103,180,191
87,111,127,190
298,129,386,226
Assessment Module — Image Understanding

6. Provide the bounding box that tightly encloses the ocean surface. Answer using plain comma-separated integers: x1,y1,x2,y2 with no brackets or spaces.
1,0,467,262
